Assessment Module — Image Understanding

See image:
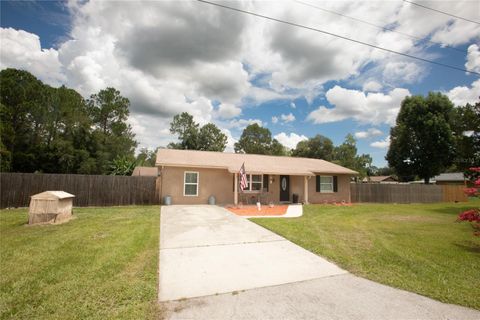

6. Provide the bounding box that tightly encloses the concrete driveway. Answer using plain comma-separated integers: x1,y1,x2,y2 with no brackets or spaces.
159,205,480,319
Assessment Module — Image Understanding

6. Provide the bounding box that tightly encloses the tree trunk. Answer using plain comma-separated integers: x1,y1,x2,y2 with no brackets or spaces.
424,176,430,184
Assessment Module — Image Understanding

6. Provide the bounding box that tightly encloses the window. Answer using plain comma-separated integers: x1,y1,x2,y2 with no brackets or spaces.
242,174,263,192
320,176,333,192
184,171,199,196
316,175,337,193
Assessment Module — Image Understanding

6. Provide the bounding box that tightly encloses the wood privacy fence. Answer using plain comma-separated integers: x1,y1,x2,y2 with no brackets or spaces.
0,173,160,208
350,183,467,203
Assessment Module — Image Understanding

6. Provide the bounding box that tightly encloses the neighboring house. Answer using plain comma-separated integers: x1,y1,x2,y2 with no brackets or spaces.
433,172,465,185
362,176,398,183
131,166,159,177
155,149,358,205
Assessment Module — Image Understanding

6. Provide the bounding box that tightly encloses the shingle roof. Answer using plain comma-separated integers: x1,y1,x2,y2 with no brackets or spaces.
433,172,465,182
155,149,358,176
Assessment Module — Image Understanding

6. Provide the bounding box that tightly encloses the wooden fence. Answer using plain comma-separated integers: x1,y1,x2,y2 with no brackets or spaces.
0,173,160,208
350,183,467,203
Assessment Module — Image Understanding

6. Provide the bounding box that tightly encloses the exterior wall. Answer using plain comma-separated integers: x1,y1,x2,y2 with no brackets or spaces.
435,181,464,186
160,166,235,205
307,174,351,203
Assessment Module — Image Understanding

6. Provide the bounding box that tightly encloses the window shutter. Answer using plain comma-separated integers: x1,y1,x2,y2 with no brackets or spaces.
316,175,320,192
263,174,269,192
333,176,338,192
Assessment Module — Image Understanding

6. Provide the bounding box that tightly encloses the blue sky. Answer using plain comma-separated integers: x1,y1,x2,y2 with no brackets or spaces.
1,0,479,167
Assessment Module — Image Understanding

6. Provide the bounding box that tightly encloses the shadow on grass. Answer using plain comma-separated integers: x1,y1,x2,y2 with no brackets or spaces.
430,206,479,215
453,241,480,254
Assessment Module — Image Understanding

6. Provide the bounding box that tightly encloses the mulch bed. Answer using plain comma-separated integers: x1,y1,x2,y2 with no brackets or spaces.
226,205,289,216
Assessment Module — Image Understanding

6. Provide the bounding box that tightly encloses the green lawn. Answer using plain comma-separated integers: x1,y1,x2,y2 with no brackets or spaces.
0,206,161,320
252,201,480,310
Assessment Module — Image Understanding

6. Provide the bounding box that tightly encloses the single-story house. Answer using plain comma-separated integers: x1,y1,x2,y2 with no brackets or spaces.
362,175,398,183
433,172,465,185
131,166,159,177
155,149,358,205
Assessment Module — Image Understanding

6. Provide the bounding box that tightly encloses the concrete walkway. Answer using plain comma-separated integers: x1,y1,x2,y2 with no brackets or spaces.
159,205,480,319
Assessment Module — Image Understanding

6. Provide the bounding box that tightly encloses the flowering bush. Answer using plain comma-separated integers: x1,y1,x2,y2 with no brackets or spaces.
457,167,480,236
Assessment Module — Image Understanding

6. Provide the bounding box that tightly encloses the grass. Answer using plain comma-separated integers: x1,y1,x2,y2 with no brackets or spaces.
0,206,161,320
252,201,480,310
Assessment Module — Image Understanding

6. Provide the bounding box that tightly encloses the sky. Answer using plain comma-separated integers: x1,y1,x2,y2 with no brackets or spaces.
1,0,479,167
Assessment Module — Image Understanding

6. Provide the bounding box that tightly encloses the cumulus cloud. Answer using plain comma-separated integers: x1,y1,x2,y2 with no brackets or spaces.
307,86,411,125
447,79,480,106
370,136,390,149
0,28,65,85
217,103,241,119
362,80,382,92
280,113,295,123
465,44,480,73
274,132,308,149
354,128,383,139
290,102,296,108
271,116,279,124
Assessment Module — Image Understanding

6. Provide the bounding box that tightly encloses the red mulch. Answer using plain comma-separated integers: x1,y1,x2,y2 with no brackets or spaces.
227,205,288,216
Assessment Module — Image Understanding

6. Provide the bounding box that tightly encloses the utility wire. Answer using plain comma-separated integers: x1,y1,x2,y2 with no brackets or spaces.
196,0,480,76
403,0,480,25
294,0,467,53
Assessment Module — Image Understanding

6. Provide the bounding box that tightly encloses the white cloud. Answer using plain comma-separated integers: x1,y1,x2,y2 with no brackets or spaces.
354,128,383,139
362,80,382,92
370,136,390,149
447,79,480,106
271,116,279,124
290,102,296,108
0,28,65,86
274,132,308,149
280,113,295,123
225,118,263,130
217,103,241,119
307,86,411,125
465,44,480,74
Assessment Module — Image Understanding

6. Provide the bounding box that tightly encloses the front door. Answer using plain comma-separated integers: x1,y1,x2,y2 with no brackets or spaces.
279,175,290,202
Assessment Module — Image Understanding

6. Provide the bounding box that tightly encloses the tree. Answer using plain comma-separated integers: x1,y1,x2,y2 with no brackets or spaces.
87,87,137,174
451,101,480,171
291,134,334,160
168,113,227,151
109,156,137,176
197,123,227,152
387,93,455,183
136,148,157,167
234,123,287,155
332,134,372,179
168,112,200,150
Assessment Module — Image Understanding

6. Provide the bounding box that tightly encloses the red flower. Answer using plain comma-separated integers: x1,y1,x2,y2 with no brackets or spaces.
464,188,479,196
474,178,480,187
458,209,480,222
468,167,480,172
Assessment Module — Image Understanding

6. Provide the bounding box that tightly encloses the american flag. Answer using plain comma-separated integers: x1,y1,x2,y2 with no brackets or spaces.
239,163,248,191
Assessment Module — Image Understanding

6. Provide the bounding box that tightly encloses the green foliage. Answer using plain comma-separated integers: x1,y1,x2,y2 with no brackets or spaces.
136,148,157,167
168,112,227,151
0,69,137,174
234,123,287,155
291,134,334,160
450,101,480,171
109,156,137,176
387,92,455,183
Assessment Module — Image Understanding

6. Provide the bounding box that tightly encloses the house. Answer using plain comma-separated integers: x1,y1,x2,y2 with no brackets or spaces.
433,172,465,185
362,175,398,183
155,149,358,205
131,166,159,177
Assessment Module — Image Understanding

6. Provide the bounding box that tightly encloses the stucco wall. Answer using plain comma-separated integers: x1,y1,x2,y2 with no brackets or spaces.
159,167,352,205
160,166,235,205
307,174,351,203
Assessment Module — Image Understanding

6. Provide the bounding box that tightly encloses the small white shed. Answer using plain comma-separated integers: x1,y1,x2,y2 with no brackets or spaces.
28,191,75,225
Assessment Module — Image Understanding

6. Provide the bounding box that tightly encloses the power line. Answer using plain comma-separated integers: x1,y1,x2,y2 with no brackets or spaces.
403,0,480,25
294,0,467,53
196,0,480,77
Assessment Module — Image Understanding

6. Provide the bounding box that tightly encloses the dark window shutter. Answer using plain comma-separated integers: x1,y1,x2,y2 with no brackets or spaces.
316,175,320,192
263,174,269,192
333,176,338,192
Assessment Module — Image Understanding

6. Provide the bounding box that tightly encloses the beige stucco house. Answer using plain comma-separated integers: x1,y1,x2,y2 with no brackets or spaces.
155,149,358,205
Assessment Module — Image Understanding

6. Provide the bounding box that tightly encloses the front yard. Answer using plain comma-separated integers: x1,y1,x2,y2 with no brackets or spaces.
252,201,480,310
0,206,161,320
